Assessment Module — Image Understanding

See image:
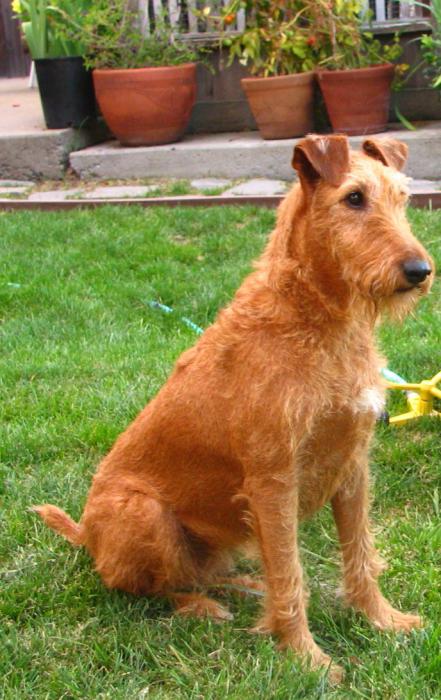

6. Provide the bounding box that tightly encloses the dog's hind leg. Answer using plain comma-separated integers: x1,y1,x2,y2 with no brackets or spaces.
332,462,422,631
82,490,198,597
82,487,234,620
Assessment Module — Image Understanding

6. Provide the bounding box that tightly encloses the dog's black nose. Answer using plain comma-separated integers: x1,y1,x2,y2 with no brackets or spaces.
402,259,432,285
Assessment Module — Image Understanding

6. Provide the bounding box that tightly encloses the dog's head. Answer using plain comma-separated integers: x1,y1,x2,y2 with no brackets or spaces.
289,134,434,319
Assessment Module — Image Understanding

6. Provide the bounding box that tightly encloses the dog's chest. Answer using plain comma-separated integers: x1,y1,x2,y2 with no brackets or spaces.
352,385,385,417
297,390,381,519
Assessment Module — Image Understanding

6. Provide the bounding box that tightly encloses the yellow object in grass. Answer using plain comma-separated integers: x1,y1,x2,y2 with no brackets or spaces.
384,370,441,425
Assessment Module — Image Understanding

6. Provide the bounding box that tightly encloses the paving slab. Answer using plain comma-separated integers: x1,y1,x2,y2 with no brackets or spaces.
83,185,157,199
0,186,30,195
27,188,83,201
0,179,34,188
222,178,288,196
2,174,440,205
190,178,232,190
70,123,441,182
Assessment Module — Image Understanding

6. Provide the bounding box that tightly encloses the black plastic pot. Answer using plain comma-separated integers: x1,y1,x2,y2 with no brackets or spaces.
34,56,96,129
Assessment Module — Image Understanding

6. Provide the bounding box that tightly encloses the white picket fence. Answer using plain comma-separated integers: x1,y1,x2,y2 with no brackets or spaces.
136,0,429,36
136,0,245,36
363,0,427,21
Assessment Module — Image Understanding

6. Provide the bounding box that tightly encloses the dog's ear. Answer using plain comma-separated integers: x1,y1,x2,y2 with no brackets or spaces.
362,138,408,171
292,134,350,188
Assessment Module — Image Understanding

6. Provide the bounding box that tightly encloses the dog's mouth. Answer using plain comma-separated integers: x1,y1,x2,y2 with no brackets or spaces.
394,279,431,295
395,285,419,294
370,282,424,301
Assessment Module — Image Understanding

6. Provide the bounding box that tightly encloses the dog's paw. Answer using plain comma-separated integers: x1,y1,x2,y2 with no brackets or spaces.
372,606,422,633
172,593,233,622
307,647,345,685
324,660,345,686
280,637,345,685
249,613,272,635
351,592,422,633
301,648,344,685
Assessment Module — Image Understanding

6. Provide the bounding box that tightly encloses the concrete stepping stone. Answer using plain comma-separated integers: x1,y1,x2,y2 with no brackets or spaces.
0,179,33,188
222,179,289,196
28,188,83,201
0,186,30,195
83,185,157,199
190,178,232,191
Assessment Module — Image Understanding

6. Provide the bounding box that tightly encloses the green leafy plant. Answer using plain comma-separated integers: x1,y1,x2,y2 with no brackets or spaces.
55,0,199,71
224,1,321,76
198,1,404,77
417,0,441,88
311,0,404,71
11,0,90,58
198,1,323,77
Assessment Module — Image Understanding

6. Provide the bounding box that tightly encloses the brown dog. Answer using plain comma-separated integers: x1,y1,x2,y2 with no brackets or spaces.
35,135,433,682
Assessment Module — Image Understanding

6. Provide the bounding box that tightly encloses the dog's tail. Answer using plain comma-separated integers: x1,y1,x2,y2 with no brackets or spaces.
32,504,84,546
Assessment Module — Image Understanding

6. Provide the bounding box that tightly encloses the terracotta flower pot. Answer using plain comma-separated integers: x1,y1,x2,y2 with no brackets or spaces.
241,71,315,140
316,63,395,136
92,63,196,146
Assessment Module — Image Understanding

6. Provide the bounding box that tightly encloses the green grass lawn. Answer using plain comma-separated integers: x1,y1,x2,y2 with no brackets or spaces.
1,205,440,699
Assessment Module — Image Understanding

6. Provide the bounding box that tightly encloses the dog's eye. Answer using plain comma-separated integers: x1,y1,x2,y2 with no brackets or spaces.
345,191,364,208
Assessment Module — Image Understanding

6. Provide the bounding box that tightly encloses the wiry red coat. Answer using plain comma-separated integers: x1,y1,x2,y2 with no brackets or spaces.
35,135,433,683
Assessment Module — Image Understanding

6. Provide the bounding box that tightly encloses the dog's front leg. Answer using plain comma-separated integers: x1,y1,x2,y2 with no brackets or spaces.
245,474,343,683
332,463,422,631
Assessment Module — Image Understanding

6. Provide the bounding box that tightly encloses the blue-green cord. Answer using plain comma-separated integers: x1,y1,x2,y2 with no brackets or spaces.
147,301,204,335
380,367,407,384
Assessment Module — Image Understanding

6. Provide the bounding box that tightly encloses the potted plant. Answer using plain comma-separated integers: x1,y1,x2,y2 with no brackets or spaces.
65,0,199,147
200,1,323,140
11,0,96,129
314,1,405,136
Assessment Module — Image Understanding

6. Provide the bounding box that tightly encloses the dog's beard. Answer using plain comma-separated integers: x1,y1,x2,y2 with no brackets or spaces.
377,285,427,322
349,270,430,323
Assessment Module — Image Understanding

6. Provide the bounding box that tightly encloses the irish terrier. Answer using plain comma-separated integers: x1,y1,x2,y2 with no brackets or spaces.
35,134,433,682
